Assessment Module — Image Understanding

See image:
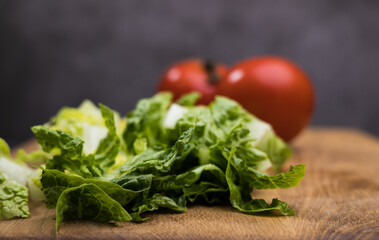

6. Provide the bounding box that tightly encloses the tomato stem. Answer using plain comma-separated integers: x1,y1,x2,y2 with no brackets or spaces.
202,59,219,84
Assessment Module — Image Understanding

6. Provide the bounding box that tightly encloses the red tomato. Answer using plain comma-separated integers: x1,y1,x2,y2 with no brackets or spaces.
216,56,314,141
157,59,228,105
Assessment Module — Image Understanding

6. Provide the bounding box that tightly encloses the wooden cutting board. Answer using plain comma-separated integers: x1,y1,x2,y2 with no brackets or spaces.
1,128,378,239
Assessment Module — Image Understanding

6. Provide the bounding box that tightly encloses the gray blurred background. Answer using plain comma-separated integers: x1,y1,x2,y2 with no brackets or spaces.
1,0,379,146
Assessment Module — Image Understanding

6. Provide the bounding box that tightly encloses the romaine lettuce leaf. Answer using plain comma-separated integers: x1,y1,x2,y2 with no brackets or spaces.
175,106,223,166
0,156,33,186
40,169,139,208
32,104,121,178
50,100,107,154
0,172,30,220
0,138,46,203
123,93,172,154
0,138,40,187
14,148,51,165
119,127,195,176
152,164,228,203
49,100,124,155
40,169,138,230
226,161,296,216
129,193,187,222
93,104,121,170
176,92,201,106
210,96,291,170
0,138,11,159
55,183,132,232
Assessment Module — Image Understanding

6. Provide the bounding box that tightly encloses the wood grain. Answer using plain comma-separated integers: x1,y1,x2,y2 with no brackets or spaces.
1,128,378,239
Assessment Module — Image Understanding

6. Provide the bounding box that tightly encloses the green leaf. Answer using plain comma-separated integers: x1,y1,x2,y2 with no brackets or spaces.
171,164,228,203
211,96,291,170
130,193,187,222
55,183,132,232
51,100,105,138
225,148,304,215
32,126,92,177
123,93,172,154
210,123,272,173
210,96,251,134
40,169,138,208
0,172,30,220
258,134,292,170
176,92,201,106
133,138,147,155
119,127,195,176
175,106,223,166
152,164,226,191
226,159,296,215
111,173,152,192
94,104,120,169
14,149,51,165
32,126,84,159
33,103,121,178
244,165,305,189
48,100,124,155
0,138,11,159
221,128,305,190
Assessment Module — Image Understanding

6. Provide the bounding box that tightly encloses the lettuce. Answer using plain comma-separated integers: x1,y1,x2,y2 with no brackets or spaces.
49,100,125,155
32,93,305,230
32,104,121,179
175,92,201,106
123,93,172,154
0,138,11,159
0,137,47,206
55,183,132,232
40,169,138,208
210,96,291,170
0,172,30,220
